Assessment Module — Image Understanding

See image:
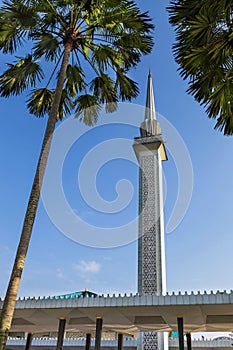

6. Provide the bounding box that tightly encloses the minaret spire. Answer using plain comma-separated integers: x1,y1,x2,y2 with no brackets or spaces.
145,70,156,121
140,71,161,137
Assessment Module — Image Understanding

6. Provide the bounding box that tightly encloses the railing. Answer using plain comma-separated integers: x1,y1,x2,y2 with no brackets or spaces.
6,337,233,348
170,338,233,348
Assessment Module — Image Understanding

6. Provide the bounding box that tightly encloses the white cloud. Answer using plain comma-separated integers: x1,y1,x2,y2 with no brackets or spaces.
73,260,101,274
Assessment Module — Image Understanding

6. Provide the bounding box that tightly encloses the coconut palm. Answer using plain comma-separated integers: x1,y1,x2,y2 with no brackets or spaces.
0,0,154,348
168,0,233,135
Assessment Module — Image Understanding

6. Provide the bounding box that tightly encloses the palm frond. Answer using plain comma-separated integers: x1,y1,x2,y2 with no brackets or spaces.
39,0,67,29
1,0,37,27
27,86,73,119
65,64,86,97
116,70,139,101
0,0,154,119
57,88,73,120
168,0,233,135
0,55,44,96
90,73,118,111
0,20,24,53
33,33,61,61
75,94,101,126
27,87,53,117
91,45,122,71
0,0,37,53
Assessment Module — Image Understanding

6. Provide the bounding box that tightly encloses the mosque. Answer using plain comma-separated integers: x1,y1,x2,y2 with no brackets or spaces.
2,73,233,350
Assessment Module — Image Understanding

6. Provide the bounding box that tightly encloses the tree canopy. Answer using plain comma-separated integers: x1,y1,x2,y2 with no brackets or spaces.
168,0,233,135
0,0,154,125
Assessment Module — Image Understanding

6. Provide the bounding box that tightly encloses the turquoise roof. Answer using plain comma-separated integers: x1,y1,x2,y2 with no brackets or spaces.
46,290,98,300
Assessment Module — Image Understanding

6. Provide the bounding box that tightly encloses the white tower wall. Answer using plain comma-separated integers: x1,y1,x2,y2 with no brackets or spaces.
133,73,167,350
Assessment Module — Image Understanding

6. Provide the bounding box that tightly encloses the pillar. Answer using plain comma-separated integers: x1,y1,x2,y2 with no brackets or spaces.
85,333,91,350
25,333,33,350
118,333,123,350
56,318,66,350
186,333,192,350
177,317,184,350
94,317,103,350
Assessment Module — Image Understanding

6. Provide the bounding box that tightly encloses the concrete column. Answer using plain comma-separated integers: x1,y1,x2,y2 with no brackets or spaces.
118,333,123,350
186,333,192,350
94,317,103,350
85,333,91,350
25,333,33,350
56,318,66,350
177,316,184,350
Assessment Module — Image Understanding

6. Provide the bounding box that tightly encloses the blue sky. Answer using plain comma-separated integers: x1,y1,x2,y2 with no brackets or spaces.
1,0,233,303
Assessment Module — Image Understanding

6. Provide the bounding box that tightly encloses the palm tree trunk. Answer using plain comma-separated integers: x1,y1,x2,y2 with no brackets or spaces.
0,41,73,350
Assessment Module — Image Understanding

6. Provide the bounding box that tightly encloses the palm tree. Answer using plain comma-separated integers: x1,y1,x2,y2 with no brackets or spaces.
0,1,154,348
168,0,233,135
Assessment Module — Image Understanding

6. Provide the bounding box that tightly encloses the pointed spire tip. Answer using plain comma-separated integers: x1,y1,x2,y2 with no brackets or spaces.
140,69,161,137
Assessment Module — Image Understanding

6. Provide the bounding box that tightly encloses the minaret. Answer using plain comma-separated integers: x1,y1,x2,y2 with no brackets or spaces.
133,72,167,350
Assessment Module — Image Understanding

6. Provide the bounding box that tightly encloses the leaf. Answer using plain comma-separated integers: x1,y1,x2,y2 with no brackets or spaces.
65,64,86,97
0,54,44,96
91,45,123,71
57,88,73,120
33,33,61,61
0,0,154,119
27,87,53,117
75,94,101,126
27,87,73,119
116,70,139,101
168,0,233,135
0,21,24,53
90,73,118,111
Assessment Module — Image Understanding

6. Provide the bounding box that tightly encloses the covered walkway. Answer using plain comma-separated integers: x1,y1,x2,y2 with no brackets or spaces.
1,290,233,350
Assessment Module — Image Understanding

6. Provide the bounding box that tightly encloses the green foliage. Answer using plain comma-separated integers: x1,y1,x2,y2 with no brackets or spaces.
0,55,44,96
116,70,139,101
27,88,53,117
0,0,154,123
65,65,86,98
90,73,118,110
168,0,233,135
33,34,61,61
75,94,101,126
0,0,37,53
